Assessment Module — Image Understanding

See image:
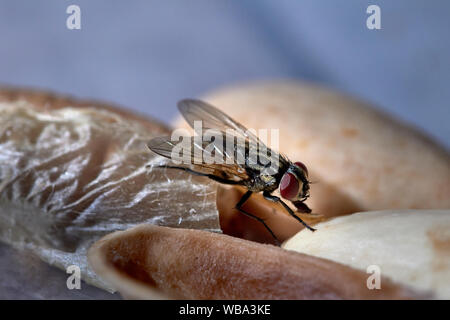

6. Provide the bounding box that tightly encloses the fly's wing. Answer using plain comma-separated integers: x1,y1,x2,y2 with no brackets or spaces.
177,99,289,173
147,135,249,182
178,99,262,145
146,136,178,160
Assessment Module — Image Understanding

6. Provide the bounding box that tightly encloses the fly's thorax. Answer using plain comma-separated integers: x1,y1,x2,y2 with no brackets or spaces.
243,173,278,193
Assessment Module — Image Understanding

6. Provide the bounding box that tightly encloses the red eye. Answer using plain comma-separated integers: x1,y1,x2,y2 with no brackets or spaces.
295,161,308,176
280,173,299,200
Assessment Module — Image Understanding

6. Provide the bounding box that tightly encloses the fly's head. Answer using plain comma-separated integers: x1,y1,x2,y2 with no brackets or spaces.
279,161,312,213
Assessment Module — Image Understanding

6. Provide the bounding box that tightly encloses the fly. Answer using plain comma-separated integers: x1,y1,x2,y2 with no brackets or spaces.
147,99,315,243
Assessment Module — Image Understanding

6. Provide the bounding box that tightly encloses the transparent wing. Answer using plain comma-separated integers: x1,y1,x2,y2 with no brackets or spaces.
148,135,231,165
149,99,290,180
177,99,290,174
147,135,250,181
178,99,263,146
146,136,178,159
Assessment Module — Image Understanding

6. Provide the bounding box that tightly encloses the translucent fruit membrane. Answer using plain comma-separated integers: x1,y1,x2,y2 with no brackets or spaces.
0,99,220,291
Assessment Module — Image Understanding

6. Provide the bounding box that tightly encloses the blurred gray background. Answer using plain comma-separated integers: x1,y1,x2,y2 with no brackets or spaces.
0,0,449,147
0,0,448,299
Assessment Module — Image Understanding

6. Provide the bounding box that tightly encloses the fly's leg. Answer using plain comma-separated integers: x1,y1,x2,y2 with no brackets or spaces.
263,191,316,232
235,190,280,245
147,165,242,185
148,165,280,243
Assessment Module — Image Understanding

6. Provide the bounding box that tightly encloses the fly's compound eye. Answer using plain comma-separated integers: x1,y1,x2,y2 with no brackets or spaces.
294,161,308,177
280,172,299,200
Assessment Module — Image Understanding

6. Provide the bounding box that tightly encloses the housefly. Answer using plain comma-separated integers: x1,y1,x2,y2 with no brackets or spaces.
147,99,315,242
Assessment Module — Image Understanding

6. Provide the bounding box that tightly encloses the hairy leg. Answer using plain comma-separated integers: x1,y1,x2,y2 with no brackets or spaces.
235,190,280,244
149,165,280,243
263,191,316,232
